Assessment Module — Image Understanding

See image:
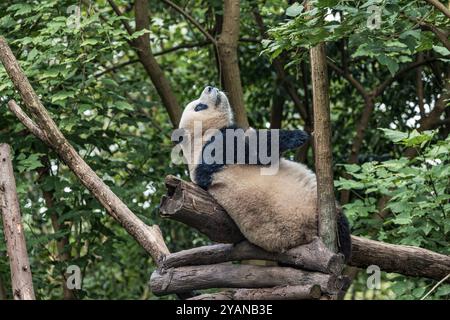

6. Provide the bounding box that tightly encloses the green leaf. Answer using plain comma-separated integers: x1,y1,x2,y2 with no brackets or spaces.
114,101,134,111
433,45,450,56
377,54,399,76
393,212,412,225
286,3,303,17
51,91,75,103
379,128,408,143
436,284,450,296
17,153,44,172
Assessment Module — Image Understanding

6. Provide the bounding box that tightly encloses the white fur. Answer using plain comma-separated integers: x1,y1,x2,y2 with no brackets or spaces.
179,87,318,252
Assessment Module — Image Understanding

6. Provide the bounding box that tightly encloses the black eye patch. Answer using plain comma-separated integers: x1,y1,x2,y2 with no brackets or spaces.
194,103,208,112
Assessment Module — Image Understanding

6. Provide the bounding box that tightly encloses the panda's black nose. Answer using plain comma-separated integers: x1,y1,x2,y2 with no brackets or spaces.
207,86,213,93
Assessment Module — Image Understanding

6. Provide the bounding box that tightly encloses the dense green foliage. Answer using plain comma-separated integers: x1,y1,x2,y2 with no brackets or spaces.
0,0,448,299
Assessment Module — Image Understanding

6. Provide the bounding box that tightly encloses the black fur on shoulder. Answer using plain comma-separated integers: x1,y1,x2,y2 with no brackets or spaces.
279,130,310,153
194,126,310,189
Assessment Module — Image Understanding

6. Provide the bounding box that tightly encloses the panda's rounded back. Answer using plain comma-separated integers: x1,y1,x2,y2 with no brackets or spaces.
208,159,319,253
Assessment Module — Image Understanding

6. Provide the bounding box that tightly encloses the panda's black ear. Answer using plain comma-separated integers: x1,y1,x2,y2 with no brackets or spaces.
278,130,310,152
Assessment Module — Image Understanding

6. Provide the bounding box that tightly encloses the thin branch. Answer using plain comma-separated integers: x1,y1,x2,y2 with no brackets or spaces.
424,0,450,19
7,100,50,144
416,53,426,117
407,14,450,51
93,41,211,78
327,59,368,98
154,41,210,56
106,0,134,36
421,273,450,300
161,0,217,45
374,57,440,97
94,59,139,78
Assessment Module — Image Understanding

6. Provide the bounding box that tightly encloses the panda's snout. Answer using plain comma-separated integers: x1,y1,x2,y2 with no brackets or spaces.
201,86,221,106
204,85,218,95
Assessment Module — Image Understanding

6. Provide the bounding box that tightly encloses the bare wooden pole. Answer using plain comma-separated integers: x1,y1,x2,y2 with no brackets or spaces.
0,36,169,264
0,144,35,300
310,42,338,252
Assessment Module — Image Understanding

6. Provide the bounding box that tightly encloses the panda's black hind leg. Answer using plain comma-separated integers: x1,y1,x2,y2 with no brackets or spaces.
337,211,352,263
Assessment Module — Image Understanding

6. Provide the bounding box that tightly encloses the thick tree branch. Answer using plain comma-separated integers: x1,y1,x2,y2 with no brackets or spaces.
134,0,182,126
106,0,182,126
160,176,450,282
0,36,170,265
0,144,36,300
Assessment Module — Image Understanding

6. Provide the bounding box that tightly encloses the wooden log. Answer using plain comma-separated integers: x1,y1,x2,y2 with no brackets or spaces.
350,236,450,282
162,239,344,275
150,264,346,295
189,285,322,300
0,144,35,300
160,175,244,243
160,176,450,282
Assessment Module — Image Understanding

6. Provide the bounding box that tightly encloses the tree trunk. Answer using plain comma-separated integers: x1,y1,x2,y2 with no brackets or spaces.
37,159,76,300
310,42,338,252
0,144,36,300
270,93,284,129
217,0,249,128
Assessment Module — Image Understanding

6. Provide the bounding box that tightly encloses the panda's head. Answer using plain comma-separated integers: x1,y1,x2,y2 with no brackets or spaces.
179,86,234,133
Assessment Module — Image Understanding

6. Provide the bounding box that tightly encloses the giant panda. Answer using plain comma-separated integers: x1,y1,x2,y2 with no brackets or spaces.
176,86,351,261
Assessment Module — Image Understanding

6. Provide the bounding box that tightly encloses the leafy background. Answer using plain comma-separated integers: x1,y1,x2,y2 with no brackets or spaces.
0,0,448,299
